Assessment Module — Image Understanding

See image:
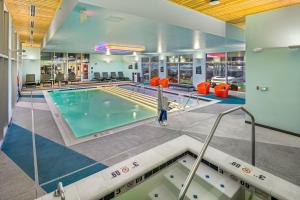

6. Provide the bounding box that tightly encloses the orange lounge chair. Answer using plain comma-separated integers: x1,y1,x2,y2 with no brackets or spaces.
214,83,230,98
150,77,160,86
197,82,210,95
159,78,169,88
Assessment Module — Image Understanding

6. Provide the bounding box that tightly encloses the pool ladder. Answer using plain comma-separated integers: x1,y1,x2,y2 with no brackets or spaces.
178,106,256,200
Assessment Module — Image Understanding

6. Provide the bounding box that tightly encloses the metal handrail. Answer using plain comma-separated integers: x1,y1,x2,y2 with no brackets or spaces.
30,90,39,198
184,92,200,109
178,106,255,200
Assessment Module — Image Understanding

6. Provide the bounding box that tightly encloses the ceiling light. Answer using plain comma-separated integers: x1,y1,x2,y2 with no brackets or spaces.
30,5,36,17
30,21,34,28
252,48,263,53
133,51,137,56
209,0,220,5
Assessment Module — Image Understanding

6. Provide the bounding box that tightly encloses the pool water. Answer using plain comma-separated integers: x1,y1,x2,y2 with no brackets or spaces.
49,89,156,138
119,85,203,107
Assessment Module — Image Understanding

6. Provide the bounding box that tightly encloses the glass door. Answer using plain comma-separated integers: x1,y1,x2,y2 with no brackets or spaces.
150,56,159,78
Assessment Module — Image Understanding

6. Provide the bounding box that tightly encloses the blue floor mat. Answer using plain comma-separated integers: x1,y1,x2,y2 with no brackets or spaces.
1,123,107,192
203,94,245,104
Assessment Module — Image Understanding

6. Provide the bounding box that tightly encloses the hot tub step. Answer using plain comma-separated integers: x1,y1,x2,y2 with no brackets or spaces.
164,167,226,200
148,184,177,200
177,156,240,198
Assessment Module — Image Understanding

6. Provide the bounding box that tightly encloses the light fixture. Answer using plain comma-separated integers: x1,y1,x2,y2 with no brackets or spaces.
133,51,137,56
252,48,263,53
209,0,220,5
30,5,36,17
30,20,34,28
95,43,145,54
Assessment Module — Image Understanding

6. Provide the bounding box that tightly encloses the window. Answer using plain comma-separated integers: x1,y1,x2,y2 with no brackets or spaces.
167,54,193,84
141,56,159,82
167,63,178,83
179,63,193,84
206,51,245,91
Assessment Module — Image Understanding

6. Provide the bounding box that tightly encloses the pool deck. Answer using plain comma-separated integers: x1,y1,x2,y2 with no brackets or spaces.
1,86,300,200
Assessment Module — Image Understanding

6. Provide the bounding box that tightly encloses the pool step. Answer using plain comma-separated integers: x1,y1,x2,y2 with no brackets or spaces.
148,184,177,200
164,166,226,200
105,87,157,102
102,87,157,109
177,156,241,199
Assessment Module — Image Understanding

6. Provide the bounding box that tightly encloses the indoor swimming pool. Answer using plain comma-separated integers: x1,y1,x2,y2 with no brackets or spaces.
48,88,156,138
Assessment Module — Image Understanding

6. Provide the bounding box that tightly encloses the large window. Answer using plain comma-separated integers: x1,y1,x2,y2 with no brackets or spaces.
167,63,179,83
206,51,245,91
150,56,159,78
40,52,90,82
206,53,226,82
166,54,193,84
141,56,159,82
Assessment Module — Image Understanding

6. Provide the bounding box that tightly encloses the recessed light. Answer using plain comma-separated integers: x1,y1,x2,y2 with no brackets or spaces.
209,0,220,6
30,5,35,16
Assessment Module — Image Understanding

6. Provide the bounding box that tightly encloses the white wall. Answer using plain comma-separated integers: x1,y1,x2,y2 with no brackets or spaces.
192,53,205,87
245,5,300,134
22,47,41,84
81,0,226,37
89,54,138,80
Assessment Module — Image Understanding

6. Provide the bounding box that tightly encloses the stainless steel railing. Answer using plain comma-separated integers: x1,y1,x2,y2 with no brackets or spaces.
184,92,200,109
30,90,39,198
178,106,255,200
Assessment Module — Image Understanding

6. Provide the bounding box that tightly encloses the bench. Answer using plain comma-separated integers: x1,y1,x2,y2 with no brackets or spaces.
169,83,194,92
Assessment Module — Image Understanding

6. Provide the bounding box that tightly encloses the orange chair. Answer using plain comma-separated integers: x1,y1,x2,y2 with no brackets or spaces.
150,77,160,86
214,83,230,98
159,78,169,88
197,82,210,95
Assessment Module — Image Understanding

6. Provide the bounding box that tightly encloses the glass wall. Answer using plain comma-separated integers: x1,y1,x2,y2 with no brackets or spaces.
150,56,159,78
206,53,226,82
206,51,245,91
141,56,159,82
41,52,90,82
141,57,150,82
166,54,193,84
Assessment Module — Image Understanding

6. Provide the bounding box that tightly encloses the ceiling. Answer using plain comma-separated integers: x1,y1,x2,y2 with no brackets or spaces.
169,0,300,27
43,3,245,54
5,0,62,47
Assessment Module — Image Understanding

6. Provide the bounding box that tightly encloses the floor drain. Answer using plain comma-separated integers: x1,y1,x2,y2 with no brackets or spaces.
220,184,225,188
170,175,174,178
193,194,198,199
154,193,159,198
205,175,210,178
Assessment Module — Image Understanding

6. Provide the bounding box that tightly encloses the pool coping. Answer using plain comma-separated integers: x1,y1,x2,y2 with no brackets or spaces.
36,135,300,200
43,86,217,146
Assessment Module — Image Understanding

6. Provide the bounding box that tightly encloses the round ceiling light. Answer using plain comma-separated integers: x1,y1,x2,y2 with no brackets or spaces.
209,0,220,6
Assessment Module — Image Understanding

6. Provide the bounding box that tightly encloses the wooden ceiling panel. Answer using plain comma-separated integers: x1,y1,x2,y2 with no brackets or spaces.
5,0,62,47
170,0,300,27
